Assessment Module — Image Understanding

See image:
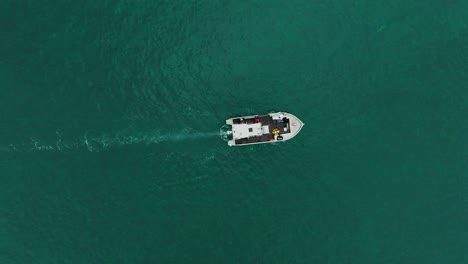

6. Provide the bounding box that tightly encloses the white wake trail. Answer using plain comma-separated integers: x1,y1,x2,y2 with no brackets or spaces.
6,129,221,153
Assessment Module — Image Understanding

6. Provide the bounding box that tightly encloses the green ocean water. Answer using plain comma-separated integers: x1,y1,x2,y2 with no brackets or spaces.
1,0,467,263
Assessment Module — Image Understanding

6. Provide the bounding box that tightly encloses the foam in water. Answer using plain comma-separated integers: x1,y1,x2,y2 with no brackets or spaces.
4,129,220,153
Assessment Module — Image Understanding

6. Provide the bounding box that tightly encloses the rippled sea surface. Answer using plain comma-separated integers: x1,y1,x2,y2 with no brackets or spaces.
1,1,467,263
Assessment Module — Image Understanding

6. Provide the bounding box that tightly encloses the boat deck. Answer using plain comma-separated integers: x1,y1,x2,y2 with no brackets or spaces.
235,134,274,144
232,114,291,145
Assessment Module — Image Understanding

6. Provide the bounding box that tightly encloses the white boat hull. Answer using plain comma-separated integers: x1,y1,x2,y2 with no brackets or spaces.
223,112,304,146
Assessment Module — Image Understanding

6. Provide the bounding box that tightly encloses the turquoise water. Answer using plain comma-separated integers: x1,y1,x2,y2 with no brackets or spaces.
1,1,467,263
